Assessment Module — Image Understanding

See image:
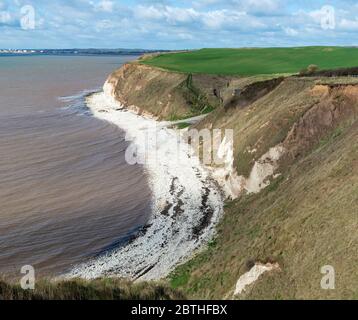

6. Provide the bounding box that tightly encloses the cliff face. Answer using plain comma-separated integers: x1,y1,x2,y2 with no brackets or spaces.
103,61,358,299
106,63,358,205
173,77,358,300
104,62,231,120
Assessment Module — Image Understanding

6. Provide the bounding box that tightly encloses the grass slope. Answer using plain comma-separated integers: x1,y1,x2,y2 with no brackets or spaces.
0,278,185,300
171,121,358,299
170,78,358,299
142,47,358,76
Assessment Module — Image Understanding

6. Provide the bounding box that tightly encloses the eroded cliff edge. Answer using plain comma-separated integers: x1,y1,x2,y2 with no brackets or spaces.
105,62,358,199
104,62,226,120
103,61,358,299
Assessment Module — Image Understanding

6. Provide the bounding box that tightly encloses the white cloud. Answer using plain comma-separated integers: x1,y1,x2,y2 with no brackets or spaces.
244,0,281,14
0,1,7,11
0,11,11,24
3,0,358,49
95,19,113,30
283,27,298,36
339,18,358,30
135,5,199,24
95,0,114,13
135,5,264,30
202,10,232,29
202,10,260,29
177,32,194,40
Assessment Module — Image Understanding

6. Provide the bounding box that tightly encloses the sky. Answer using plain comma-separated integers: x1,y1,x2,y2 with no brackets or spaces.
1,0,358,49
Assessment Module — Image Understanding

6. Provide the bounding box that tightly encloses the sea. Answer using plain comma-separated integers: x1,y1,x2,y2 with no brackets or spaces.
0,54,152,278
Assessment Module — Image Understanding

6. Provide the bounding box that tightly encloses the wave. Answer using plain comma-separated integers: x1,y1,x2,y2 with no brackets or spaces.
58,89,101,116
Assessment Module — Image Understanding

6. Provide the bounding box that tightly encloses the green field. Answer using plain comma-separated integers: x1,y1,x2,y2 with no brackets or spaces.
142,47,358,76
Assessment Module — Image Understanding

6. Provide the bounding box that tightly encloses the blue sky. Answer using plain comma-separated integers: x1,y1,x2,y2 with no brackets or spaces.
1,0,358,49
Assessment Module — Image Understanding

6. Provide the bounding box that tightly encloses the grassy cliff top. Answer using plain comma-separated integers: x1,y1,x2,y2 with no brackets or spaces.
142,47,358,76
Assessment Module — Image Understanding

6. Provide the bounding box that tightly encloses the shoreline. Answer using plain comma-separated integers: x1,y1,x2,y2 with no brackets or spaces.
66,90,224,281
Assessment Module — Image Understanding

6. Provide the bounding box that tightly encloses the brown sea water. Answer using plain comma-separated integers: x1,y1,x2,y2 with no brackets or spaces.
0,55,151,278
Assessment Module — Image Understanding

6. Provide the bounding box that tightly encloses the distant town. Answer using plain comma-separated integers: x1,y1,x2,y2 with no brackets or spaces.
0,49,38,54
0,49,166,56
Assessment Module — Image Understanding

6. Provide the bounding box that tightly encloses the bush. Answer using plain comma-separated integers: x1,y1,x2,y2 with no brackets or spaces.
299,64,319,76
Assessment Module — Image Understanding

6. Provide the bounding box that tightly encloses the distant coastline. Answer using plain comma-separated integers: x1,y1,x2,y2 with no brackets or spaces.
0,48,169,56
